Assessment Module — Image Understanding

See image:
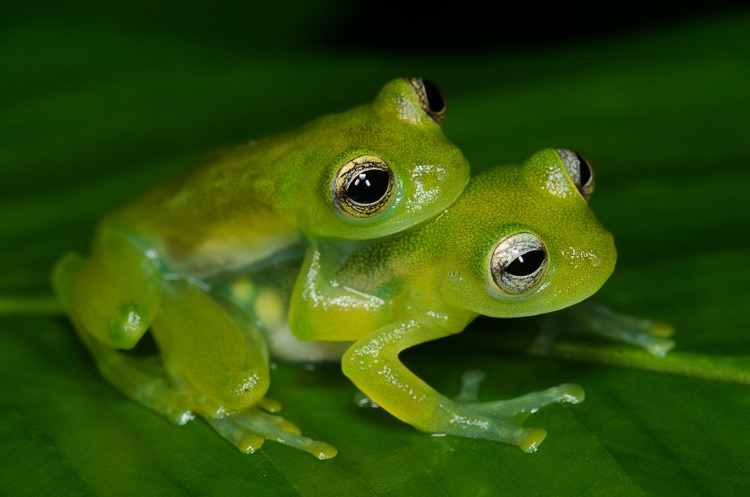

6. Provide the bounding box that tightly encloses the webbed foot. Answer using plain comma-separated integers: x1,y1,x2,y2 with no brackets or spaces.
530,300,675,357
205,404,337,459
420,370,584,453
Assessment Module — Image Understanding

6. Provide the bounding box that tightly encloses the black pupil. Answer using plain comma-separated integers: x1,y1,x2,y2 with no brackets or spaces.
505,250,545,276
422,79,445,113
346,169,390,204
575,152,591,186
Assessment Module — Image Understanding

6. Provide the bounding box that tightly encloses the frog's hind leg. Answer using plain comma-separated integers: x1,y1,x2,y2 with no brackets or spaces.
85,334,198,424
52,230,193,421
152,280,337,458
51,228,162,350
150,278,271,414
54,300,198,425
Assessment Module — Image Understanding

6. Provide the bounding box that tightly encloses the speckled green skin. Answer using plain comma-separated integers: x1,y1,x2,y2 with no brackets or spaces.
50,78,469,459
291,148,616,339
109,78,469,276
288,148,616,451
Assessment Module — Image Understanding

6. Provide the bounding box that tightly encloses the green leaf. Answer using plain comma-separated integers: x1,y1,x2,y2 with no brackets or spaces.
2,10,749,497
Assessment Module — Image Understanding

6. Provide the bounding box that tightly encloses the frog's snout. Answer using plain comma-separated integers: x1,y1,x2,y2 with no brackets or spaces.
594,231,617,275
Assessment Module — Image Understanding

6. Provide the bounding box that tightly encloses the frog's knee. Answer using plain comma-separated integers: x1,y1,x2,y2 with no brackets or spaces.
51,251,84,301
216,371,271,411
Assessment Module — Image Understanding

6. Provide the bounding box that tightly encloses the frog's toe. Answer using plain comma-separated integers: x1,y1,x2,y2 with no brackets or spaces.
475,383,585,420
555,383,585,404
205,416,266,454
645,336,675,358
518,427,547,453
205,407,337,459
257,397,283,413
233,409,303,436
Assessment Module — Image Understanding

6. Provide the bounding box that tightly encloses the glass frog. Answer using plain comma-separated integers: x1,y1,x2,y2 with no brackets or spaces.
286,148,620,453
220,148,656,457
51,78,469,459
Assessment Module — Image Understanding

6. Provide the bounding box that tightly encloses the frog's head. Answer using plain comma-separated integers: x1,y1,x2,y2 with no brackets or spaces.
437,148,616,317
279,78,470,240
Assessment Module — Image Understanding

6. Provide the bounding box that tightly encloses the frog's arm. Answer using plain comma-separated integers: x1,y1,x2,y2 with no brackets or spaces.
288,244,393,342
342,312,584,452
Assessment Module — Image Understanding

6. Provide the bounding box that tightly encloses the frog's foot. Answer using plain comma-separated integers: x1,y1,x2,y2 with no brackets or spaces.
108,360,336,460
432,379,584,453
70,330,196,425
204,406,338,459
453,369,583,413
121,374,336,459
530,300,675,358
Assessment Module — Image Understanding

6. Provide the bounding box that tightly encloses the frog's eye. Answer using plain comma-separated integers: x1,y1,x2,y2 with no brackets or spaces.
333,155,395,218
405,77,447,127
490,232,548,295
557,149,595,201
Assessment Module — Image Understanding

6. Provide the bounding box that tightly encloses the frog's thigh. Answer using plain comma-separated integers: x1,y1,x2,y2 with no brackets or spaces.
152,279,270,412
51,230,161,350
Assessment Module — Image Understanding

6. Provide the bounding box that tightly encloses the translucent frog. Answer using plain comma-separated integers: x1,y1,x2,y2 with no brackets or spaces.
52,78,469,459
287,148,618,453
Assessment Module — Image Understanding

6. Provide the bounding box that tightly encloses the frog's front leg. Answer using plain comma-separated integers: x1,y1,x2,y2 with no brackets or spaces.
52,227,161,350
289,244,392,342
51,228,185,419
342,318,583,453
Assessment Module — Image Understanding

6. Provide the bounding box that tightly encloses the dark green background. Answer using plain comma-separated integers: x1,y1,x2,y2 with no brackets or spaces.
2,3,749,496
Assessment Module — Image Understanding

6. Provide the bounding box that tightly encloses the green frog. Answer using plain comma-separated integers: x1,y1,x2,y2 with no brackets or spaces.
51,78,469,459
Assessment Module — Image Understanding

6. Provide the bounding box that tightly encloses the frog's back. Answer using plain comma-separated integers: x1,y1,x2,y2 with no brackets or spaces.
101,77,470,277
108,135,303,277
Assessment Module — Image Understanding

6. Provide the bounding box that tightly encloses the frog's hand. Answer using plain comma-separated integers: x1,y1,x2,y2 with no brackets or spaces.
51,228,161,349
342,321,583,453
288,246,390,342
530,300,675,357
